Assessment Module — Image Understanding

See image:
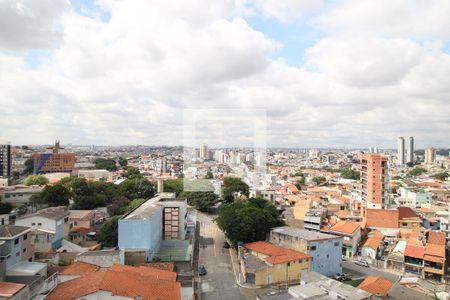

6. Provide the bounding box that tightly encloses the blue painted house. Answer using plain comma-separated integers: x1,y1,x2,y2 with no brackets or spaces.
270,226,343,276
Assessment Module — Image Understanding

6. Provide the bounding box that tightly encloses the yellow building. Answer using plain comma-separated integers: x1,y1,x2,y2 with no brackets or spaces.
240,241,310,286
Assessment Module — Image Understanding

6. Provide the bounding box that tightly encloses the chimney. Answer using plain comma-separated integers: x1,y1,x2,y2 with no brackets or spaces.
157,178,164,193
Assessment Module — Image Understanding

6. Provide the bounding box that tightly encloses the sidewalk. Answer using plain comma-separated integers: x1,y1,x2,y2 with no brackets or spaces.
228,247,261,289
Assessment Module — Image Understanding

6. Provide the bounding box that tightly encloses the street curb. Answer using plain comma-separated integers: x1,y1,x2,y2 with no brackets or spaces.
228,247,261,290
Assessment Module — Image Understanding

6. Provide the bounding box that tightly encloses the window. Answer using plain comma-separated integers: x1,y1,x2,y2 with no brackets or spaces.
16,252,20,257
31,223,35,226
23,248,26,253
24,234,27,240
310,246,316,251
38,223,42,226
334,241,339,247
326,254,329,259
14,238,19,245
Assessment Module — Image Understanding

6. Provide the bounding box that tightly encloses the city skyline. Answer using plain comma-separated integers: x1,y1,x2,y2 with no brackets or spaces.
1,1,450,147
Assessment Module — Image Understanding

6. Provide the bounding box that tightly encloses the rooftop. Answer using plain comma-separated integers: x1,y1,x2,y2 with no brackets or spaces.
329,221,360,235
357,276,393,297
6,261,47,276
272,226,341,241
0,281,26,297
17,206,68,221
46,264,181,300
0,225,30,238
123,193,176,220
244,241,310,265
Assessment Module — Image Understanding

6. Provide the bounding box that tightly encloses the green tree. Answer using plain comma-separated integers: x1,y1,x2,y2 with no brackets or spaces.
123,198,146,213
164,178,184,196
432,172,449,181
182,191,218,211
107,196,130,216
340,168,360,180
72,193,107,210
118,157,128,168
93,158,118,171
24,158,34,175
0,196,13,214
122,166,142,179
16,203,28,216
205,172,214,179
99,216,120,247
60,177,90,196
295,177,305,190
40,184,71,206
216,198,282,245
222,177,249,203
392,176,403,181
119,178,156,200
409,167,426,177
312,176,327,185
24,174,49,186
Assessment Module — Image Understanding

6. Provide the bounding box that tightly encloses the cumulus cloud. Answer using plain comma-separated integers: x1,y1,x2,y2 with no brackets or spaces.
0,0,68,52
0,0,449,148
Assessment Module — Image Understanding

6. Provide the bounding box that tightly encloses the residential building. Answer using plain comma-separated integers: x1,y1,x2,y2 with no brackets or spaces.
69,210,95,230
360,153,389,209
240,241,310,286
0,281,29,300
424,147,436,164
75,169,113,182
0,225,33,269
15,207,70,251
397,137,405,166
200,143,208,160
423,231,446,282
118,192,188,261
33,141,75,174
407,136,414,164
398,207,421,230
0,143,11,178
357,276,393,298
270,226,342,276
1,185,44,205
398,187,432,208
303,208,326,231
328,221,361,259
404,244,424,276
365,208,399,229
361,231,384,262
46,262,182,300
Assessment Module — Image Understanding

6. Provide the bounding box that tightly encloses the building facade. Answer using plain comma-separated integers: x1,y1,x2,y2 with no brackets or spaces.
0,225,34,269
270,227,343,276
407,136,414,164
360,153,389,209
425,147,436,165
397,137,405,166
0,142,11,178
33,141,75,174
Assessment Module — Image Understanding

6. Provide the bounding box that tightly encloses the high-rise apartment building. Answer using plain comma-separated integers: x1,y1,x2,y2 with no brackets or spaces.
199,143,208,160
425,147,436,164
360,153,389,209
407,136,414,164
33,141,75,174
0,142,12,178
397,137,405,166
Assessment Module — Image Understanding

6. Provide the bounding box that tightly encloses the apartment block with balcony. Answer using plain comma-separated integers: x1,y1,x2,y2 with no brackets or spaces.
360,153,389,209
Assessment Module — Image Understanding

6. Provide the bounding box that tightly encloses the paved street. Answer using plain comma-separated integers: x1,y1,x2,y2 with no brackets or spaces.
342,260,400,282
197,213,246,300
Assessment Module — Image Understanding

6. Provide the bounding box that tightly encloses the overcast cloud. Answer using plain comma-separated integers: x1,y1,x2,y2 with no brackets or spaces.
0,0,449,148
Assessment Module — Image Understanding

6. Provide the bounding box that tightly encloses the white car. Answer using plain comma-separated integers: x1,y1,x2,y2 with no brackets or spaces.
355,260,369,267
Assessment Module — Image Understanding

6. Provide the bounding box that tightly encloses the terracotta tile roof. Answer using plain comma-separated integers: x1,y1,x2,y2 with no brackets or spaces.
329,221,360,235
417,207,434,213
286,184,299,194
363,231,384,250
358,276,393,297
60,261,99,275
366,209,399,229
428,231,446,245
398,207,419,220
335,210,350,219
244,241,310,265
110,264,177,281
0,282,26,297
424,243,445,258
47,264,181,300
142,262,175,271
404,245,424,259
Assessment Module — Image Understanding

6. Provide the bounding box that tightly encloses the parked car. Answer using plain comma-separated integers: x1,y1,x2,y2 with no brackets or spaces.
223,241,230,249
199,265,207,276
355,259,369,267
333,273,348,281
341,255,346,261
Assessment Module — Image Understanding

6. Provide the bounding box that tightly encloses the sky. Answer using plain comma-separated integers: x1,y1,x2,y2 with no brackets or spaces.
1,0,450,148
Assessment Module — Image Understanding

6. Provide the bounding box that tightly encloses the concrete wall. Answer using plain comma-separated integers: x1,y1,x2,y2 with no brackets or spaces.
250,259,310,286
118,207,163,261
